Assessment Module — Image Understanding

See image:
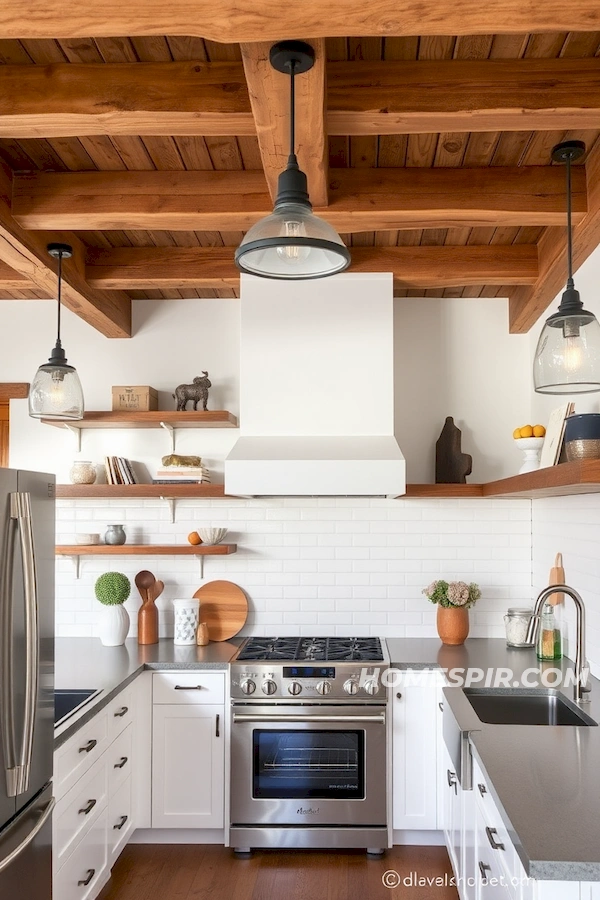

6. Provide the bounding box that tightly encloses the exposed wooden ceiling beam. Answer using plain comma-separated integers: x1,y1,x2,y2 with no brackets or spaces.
0,383,29,400
327,59,600,135
0,161,131,338
12,166,586,233
509,142,600,334
0,260,37,290
2,59,600,139
85,245,538,290
0,1,599,41
240,41,328,206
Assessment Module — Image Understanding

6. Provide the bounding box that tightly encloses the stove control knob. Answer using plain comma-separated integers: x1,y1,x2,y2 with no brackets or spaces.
262,679,277,696
288,681,303,696
316,680,332,696
363,679,380,696
344,679,359,695
240,679,256,695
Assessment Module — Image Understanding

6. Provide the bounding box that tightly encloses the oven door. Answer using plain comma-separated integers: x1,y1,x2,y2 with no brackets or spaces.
230,704,387,828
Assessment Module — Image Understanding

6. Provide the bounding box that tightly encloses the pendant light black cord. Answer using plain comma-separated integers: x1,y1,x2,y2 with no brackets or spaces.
56,250,63,345
565,152,574,290
288,58,297,164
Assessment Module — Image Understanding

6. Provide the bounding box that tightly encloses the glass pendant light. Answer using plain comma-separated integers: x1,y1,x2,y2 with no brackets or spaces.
235,41,350,280
533,141,600,394
29,243,84,419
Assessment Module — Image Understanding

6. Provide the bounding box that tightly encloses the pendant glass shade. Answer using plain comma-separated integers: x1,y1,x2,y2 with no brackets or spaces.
533,301,600,394
235,201,350,279
28,243,84,419
534,140,600,394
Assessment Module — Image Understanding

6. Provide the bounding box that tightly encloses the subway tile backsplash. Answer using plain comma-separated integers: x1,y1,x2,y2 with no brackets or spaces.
55,496,532,641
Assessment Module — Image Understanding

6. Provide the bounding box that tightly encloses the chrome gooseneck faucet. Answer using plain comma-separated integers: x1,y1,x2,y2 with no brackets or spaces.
525,584,591,704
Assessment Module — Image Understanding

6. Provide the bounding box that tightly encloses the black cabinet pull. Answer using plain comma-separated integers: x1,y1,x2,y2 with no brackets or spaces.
114,756,128,769
396,692,402,700
78,739,97,754
174,685,203,691
78,869,95,887
438,701,444,712
114,706,128,718
113,815,128,831
215,714,220,737
78,799,97,816
478,783,487,797
486,826,505,851
478,862,491,880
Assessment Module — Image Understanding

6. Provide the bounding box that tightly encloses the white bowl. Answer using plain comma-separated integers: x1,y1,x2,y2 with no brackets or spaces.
76,532,100,545
513,436,545,449
197,527,228,545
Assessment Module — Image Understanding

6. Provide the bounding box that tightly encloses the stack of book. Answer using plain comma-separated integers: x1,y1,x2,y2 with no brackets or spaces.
152,465,211,485
104,456,137,485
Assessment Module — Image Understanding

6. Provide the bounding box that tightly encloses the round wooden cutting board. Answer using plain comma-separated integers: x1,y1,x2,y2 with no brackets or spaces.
193,580,248,641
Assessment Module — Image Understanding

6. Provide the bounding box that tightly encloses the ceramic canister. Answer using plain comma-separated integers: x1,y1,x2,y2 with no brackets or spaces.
173,598,200,645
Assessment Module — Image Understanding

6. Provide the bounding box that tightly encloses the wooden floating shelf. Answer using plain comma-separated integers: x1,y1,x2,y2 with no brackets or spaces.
42,410,238,429
56,484,228,499
56,544,237,556
404,484,484,498
483,458,600,499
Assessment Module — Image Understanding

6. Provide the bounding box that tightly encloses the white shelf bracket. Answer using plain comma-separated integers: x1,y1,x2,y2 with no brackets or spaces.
159,421,175,454
63,424,82,452
66,555,81,579
160,496,176,524
198,556,205,579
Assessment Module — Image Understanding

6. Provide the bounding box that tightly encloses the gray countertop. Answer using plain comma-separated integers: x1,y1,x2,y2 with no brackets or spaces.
54,637,241,747
433,640,600,882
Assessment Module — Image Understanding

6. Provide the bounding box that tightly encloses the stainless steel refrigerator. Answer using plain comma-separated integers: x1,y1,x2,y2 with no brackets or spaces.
0,469,55,898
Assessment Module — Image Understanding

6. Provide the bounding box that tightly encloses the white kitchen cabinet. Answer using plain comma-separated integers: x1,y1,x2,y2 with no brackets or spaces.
392,671,441,830
53,674,147,900
151,672,225,829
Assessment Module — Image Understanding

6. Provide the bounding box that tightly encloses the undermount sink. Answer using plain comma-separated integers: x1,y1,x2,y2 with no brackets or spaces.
54,688,101,727
463,688,597,727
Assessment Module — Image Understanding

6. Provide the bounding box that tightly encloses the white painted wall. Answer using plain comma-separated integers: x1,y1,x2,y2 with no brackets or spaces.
0,282,534,640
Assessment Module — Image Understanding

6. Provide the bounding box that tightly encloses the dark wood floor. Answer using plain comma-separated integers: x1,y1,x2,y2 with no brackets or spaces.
98,844,459,900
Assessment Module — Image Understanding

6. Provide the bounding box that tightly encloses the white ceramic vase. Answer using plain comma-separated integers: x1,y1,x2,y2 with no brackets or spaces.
98,604,130,646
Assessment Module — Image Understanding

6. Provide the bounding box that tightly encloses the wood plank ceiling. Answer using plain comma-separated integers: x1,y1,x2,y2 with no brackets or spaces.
0,24,599,336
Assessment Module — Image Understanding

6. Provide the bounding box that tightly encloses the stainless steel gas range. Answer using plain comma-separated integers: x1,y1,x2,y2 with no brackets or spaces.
229,637,390,854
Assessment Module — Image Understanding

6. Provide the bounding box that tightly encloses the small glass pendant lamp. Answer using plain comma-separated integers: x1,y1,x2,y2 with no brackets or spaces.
28,243,85,419
533,141,600,394
235,41,350,280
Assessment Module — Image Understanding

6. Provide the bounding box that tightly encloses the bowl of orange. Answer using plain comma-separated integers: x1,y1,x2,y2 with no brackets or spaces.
513,425,546,474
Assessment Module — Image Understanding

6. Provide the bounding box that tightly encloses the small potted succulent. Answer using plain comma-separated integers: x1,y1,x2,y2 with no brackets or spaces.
422,579,481,645
95,572,131,646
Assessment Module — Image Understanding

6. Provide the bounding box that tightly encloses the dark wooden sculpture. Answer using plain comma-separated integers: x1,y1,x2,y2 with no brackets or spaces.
435,416,473,484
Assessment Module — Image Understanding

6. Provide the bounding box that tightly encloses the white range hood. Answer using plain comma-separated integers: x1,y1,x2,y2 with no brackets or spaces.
224,273,406,497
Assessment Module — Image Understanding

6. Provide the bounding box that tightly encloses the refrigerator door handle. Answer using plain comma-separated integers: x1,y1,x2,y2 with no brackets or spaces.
6,493,39,798
0,795,55,874
0,496,17,796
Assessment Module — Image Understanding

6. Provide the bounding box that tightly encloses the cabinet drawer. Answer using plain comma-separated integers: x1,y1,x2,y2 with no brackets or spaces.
108,775,134,863
55,709,109,796
473,758,524,899
54,759,108,870
153,672,225,705
107,724,133,796
107,685,134,741
53,806,109,900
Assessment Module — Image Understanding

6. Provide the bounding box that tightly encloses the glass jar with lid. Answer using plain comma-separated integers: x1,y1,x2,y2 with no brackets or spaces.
504,607,533,647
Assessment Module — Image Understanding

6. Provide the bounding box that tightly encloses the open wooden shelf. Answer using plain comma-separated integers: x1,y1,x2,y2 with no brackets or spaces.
56,543,237,556
404,484,484,498
483,458,600,498
42,410,238,429
56,483,228,499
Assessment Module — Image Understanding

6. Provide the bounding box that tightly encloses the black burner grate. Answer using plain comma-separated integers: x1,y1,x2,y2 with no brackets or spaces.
236,636,383,662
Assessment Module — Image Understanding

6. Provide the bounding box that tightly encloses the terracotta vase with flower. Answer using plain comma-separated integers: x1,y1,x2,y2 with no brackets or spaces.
422,579,481,645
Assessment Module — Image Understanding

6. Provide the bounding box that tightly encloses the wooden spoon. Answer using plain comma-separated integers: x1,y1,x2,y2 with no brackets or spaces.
152,580,165,603
135,569,156,605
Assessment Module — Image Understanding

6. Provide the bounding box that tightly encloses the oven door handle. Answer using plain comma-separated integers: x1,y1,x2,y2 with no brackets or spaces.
232,713,386,725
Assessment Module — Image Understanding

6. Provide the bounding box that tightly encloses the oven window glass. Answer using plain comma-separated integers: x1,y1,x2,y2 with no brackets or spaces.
253,730,365,800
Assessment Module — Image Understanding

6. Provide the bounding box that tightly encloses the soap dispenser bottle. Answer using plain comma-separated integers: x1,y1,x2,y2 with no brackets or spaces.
536,600,563,660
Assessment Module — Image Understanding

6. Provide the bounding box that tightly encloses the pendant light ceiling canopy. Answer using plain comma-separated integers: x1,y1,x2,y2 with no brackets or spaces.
533,141,600,394
28,243,85,420
235,41,350,280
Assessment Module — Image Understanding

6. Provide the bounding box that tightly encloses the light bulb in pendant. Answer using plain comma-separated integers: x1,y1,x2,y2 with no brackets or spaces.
276,220,311,265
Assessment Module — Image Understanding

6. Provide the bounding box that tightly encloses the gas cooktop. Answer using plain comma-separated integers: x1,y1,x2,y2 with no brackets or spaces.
235,636,384,663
